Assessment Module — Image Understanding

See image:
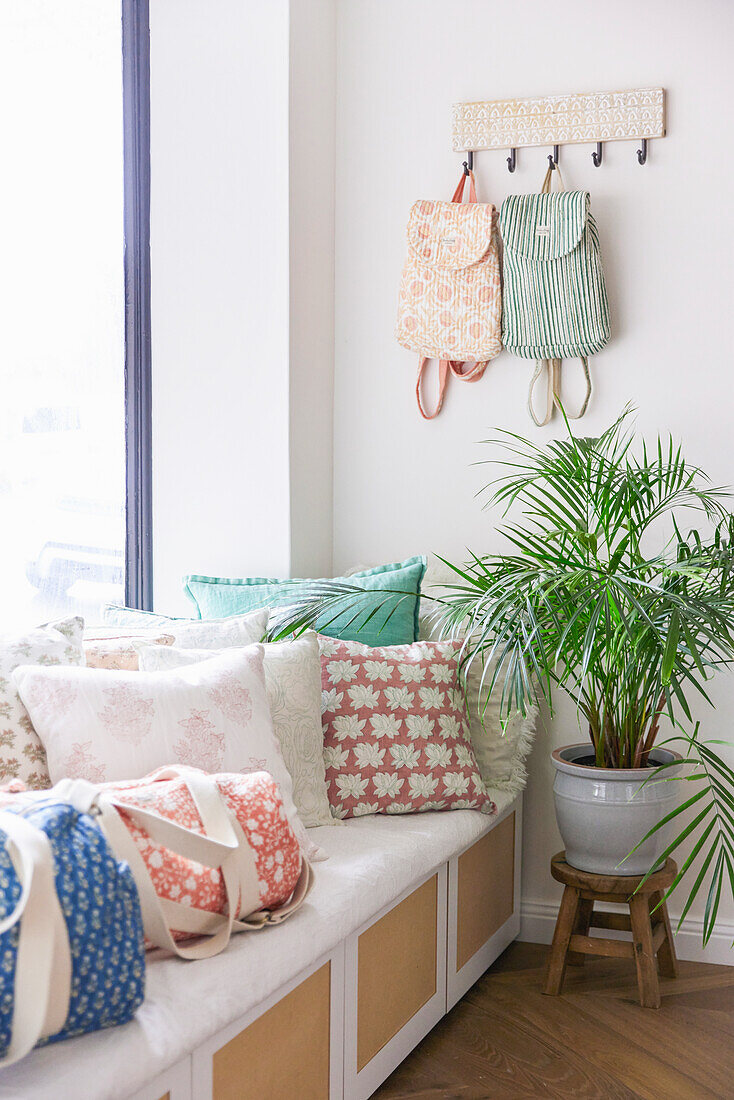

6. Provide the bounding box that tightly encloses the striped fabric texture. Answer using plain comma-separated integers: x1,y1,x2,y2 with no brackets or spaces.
499,188,610,359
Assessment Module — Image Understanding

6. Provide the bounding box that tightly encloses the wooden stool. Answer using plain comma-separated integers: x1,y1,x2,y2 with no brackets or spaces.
543,851,679,1009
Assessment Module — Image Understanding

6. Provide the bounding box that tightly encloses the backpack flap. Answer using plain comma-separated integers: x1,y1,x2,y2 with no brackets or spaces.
499,190,589,262
406,199,495,271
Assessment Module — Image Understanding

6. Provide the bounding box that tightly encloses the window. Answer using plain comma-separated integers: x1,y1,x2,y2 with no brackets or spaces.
0,0,151,629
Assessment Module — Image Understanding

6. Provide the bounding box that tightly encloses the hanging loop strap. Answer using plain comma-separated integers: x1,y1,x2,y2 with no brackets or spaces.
527,357,592,426
541,165,566,194
416,357,488,419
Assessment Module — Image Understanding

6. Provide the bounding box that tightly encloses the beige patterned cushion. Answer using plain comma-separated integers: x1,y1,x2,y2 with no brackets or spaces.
419,560,537,795
0,617,84,789
84,633,175,671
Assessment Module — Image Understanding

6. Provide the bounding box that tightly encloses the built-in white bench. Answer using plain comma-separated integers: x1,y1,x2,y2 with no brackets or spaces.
0,792,520,1100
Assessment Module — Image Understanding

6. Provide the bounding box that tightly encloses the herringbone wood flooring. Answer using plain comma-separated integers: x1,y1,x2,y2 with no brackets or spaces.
372,941,734,1099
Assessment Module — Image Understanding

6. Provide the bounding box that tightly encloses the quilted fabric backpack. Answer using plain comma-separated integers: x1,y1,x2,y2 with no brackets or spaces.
500,166,610,425
396,171,501,419
0,797,145,1066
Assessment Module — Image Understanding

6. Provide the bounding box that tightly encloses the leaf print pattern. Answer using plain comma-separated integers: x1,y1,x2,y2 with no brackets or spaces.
419,686,445,710
405,714,434,740
389,743,421,770
320,637,494,819
326,660,359,684
363,660,392,682
384,685,414,711
369,713,402,739
99,684,155,745
174,709,225,772
372,772,404,799
348,683,381,709
353,742,386,769
398,663,426,683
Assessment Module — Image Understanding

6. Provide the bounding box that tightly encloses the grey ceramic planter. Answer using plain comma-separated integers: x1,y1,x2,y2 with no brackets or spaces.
551,743,682,876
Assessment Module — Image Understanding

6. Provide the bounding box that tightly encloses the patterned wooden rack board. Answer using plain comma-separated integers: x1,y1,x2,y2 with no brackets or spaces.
452,87,665,152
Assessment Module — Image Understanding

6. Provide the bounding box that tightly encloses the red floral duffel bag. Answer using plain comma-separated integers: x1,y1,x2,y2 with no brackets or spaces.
46,766,313,959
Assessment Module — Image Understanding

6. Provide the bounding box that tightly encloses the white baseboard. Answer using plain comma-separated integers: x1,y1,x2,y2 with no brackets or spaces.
520,898,734,966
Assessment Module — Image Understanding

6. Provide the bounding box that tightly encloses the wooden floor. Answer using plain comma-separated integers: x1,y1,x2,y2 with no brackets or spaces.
372,941,734,1100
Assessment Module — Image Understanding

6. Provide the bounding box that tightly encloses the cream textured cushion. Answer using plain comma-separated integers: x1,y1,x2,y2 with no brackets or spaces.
419,559,538,795
99,605,269,647
0,617,85,789
136,632,334,829
12,645,317,859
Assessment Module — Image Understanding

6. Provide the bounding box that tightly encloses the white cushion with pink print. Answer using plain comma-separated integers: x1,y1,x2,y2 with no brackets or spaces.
12,645,320,859
319,636,495,819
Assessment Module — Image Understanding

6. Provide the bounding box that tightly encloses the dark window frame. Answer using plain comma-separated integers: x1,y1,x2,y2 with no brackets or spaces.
122,0,153,610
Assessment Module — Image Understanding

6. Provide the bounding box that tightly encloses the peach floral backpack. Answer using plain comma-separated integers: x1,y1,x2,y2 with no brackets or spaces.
396,171,501,418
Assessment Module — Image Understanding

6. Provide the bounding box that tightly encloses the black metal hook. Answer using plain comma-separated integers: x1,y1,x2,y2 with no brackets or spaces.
637,138,648,165
463,150,474,175
506,148,517,173
548,144,560,170
592,142,603,167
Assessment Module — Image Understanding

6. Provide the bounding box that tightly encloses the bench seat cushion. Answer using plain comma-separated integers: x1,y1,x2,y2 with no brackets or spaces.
0,793,513,1100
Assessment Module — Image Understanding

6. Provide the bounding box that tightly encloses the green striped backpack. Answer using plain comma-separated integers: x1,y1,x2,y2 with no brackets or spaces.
499,167,610,425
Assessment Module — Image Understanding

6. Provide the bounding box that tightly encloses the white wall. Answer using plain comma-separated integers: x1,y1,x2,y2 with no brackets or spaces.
333,0,734,959
150,0,291,615
289,0,337,577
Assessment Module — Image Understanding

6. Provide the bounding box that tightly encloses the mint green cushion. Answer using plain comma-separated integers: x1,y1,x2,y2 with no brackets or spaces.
183,557,426,647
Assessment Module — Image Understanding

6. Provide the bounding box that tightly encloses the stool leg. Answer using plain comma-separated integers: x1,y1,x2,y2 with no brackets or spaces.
544,885,581,996
567,897,594,966
650,890,679,979
630,893,661,1008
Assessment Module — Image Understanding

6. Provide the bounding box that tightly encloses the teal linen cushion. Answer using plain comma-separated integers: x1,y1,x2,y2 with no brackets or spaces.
183,557,427,647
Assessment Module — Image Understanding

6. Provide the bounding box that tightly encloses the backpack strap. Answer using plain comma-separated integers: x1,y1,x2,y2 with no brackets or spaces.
528,357,592,426
416,357,487,419
530,166,592,425
416,169,488,419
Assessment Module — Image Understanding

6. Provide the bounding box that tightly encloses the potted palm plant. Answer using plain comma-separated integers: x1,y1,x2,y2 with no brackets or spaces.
275,410,734,944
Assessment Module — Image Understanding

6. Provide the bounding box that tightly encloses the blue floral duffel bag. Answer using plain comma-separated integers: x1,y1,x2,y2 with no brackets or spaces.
0,797,145,1066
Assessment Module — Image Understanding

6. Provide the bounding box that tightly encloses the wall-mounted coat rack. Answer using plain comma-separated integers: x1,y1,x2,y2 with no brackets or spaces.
452,87,665,171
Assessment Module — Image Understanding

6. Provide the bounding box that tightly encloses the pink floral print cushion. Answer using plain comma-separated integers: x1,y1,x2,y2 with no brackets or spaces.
11,646,315,858
319,637,495,819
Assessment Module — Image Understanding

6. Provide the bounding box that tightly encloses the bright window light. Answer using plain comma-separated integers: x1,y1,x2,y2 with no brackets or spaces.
0,1,126,629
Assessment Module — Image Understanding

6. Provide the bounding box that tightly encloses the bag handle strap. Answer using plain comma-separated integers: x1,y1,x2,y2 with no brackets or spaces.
527,357,592,426
57,770,312,958
541,165,566,194
416,357,488,419
0,810,71,1067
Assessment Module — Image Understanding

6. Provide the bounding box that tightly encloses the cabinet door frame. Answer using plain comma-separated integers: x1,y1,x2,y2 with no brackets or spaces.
190,944,345,1100
446,795,523,1010
343,863,448,1100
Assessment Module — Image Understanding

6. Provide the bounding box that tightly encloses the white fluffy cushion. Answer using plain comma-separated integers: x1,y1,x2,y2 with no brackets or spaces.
12,645,317,858
419,559,538,794
0,617,85,789
137,633,334,829
99,605,269,647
